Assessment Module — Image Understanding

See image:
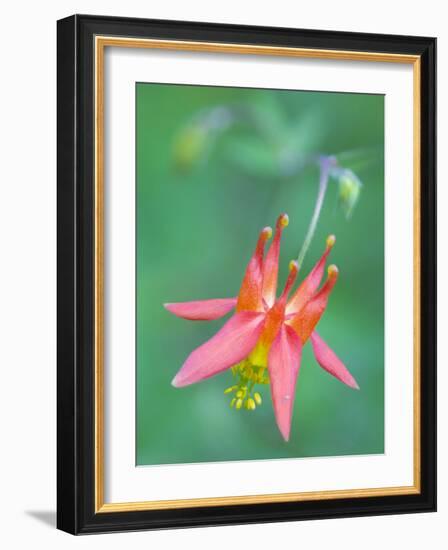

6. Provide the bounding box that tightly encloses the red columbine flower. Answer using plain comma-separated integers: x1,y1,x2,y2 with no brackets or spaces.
164,214,359,441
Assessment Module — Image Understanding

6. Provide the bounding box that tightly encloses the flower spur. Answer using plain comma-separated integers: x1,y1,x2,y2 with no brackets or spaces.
164,214,359,441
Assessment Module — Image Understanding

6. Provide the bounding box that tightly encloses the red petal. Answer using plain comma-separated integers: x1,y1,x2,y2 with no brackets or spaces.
164,298,237,320
236,227,272,313
311,331,359,389
288,265,338,344
286,235,335,315
251,261,299,365
268,324,302,441
262,214,289,307
172,312,265,387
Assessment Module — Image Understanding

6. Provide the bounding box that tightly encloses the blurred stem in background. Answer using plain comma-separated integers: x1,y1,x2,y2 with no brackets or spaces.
297,155,336,267
173,102,365,265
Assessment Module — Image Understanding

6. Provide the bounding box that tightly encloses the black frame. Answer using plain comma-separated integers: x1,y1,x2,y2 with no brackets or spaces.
57,14,436,535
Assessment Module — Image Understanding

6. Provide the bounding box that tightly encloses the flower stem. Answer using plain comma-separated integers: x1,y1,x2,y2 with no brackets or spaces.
297,156,335,267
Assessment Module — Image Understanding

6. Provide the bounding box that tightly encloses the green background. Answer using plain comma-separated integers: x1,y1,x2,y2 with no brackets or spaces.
136,83,384,465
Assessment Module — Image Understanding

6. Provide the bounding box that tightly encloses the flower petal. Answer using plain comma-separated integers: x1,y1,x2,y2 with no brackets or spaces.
311,331,359,389
172,312,265,387
288,265,338,344
286,235,335,315
164,298,237,320
236,227,272,313
249,261,299,368
262,213,289,307
268,324,302,441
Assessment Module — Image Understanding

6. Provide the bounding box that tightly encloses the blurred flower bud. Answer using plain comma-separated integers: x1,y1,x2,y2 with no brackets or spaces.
337,169,362,219
172,106,235,174
172,125,207,174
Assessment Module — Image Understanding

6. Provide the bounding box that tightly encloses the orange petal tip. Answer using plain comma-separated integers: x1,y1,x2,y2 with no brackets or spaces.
262,226,273,240
326,234,336,248
278,213,289,228
288,259,299,273
327,264,339,277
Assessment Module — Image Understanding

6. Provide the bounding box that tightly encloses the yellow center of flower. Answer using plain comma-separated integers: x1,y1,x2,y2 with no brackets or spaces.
224,358,269,411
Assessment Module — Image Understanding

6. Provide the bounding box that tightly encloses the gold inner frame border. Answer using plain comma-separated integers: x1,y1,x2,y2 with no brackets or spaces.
94,35,421,513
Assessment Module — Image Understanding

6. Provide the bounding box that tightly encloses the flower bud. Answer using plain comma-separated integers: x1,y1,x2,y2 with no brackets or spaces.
337,170,362,219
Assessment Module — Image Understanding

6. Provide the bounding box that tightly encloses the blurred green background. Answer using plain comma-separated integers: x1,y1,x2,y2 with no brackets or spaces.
136,83,384,466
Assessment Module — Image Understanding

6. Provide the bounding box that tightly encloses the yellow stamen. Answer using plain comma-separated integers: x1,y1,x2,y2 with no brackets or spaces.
246,398,256,410
226,361,269,410
254,392,262,405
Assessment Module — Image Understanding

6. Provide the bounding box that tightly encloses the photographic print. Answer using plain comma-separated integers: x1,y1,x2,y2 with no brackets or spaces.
136,83,385,466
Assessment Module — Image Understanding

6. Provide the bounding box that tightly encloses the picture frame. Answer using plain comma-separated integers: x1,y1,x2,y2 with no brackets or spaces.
57,14,436,534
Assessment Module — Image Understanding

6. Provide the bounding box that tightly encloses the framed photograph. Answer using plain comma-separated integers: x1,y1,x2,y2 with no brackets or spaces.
57,14,436,534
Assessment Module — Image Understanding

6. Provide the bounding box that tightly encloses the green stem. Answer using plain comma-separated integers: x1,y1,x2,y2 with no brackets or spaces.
297,157,334,267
